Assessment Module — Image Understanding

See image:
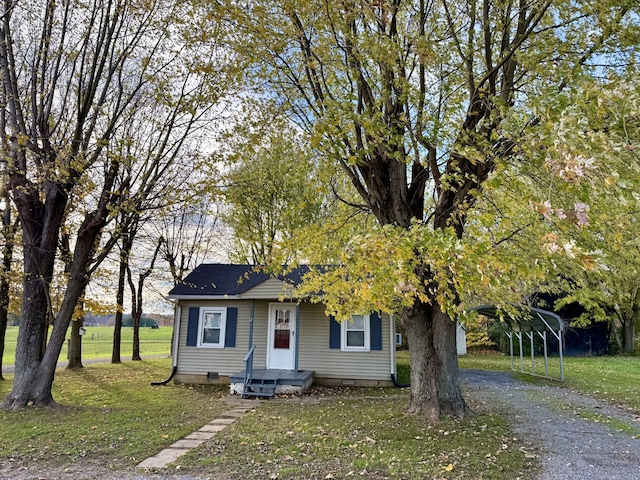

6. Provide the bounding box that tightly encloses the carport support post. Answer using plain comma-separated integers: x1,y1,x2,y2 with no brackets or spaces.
508,331,514,370
517,331,524,372
538,330,549,378
559,327,565,382
527,331,535,375
537,312,565,382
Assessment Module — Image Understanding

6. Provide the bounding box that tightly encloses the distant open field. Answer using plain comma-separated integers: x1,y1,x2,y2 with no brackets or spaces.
1,326,172,366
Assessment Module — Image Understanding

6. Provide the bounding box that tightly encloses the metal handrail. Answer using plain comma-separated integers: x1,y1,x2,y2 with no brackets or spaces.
243,344,256,387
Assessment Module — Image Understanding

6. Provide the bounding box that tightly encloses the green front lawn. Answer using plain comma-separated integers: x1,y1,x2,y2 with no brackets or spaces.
4,351,639,479
177,392,535,479
0,354,538,479
1,326,172,366
0,358,228,468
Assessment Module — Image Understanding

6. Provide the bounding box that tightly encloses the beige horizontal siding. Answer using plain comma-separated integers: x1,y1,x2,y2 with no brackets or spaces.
240,278,296,299
176,300,251,376
250,301,269,368
176,299,393,382
297,303,392,381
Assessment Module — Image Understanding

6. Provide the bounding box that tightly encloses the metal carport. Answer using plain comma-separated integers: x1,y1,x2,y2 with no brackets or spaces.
470,305,565,382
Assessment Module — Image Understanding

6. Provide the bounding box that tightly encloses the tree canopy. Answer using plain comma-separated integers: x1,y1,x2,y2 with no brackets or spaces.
224,0,640,422
0,0,638,422
220,119,325,264
0,0,235,408
524,75,640,352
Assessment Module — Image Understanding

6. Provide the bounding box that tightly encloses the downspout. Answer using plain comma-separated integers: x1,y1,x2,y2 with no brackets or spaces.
391,374,409,388
294,303,300,372
249,300,254,349
151,302,181,386
389,314,409,388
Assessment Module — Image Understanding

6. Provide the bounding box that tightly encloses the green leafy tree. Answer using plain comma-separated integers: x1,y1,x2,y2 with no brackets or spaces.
221,120,324,264
518,75,640,353
228,0,640,422
0,0,231,408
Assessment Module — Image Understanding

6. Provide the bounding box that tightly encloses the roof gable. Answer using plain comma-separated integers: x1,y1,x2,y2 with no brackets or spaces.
167,264,308,298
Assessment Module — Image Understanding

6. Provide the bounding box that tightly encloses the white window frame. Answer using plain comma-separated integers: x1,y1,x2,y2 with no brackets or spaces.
341,314,370,352
197,307,227,348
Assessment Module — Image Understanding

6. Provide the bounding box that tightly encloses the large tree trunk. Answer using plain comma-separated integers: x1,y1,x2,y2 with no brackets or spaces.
0,298,6,381
67,315,84,369
3,268,82,409
132,311,142,361
403,299,467,422
3,186,113,409
611,319,624,352
4,249,57,408
623,321,635,354
129,259,143,362
611,311,632,353
111,245,129,364
112,310,123,364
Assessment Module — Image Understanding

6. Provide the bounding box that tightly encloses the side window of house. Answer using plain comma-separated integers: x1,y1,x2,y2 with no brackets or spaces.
341,314,370,351
198,308,227,348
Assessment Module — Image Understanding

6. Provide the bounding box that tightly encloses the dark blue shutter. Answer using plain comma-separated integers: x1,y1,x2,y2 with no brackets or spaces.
225,308,238,347
186,307,199,346
329,316,340,349
370,312,382,350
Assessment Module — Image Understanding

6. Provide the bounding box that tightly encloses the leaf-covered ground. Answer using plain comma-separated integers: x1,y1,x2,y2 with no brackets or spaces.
0,359,229,469
174,388,536,479
4,355,640,479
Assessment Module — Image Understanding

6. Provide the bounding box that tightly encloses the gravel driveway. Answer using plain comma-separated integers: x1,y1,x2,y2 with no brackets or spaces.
462,369,640,480
3,369,640,479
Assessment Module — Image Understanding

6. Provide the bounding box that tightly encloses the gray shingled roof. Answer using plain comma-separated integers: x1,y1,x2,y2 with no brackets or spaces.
167,264,309,297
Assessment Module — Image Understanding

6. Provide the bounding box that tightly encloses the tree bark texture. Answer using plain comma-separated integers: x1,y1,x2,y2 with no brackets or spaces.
65,239,84,370
132,312,142,361
6,257,57,408
2,161,119,408
112,310,123,364
0,299,7,381
128,236,162,361
623,322,635,354
112,237,131,364
128,257,143,361
2,187,66,408
0,304,6,381
67,315,84,369
402,298,468,422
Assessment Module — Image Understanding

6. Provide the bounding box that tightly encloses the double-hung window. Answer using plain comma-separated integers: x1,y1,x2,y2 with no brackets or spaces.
341,314,370,351
198,307,227,348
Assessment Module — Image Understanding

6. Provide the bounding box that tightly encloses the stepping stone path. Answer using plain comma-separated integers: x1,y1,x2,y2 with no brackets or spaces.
136,398,260,470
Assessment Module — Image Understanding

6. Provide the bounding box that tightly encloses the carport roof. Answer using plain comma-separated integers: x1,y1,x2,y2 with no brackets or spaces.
470,304,564,333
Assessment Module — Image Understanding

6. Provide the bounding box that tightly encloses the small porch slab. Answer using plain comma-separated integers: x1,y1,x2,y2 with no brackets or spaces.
229,369,314,396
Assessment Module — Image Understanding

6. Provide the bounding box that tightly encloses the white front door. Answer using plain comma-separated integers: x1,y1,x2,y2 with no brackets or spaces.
267,303,296,370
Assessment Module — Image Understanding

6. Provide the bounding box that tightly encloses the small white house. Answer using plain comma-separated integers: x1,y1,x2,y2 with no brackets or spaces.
166,264,398,397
